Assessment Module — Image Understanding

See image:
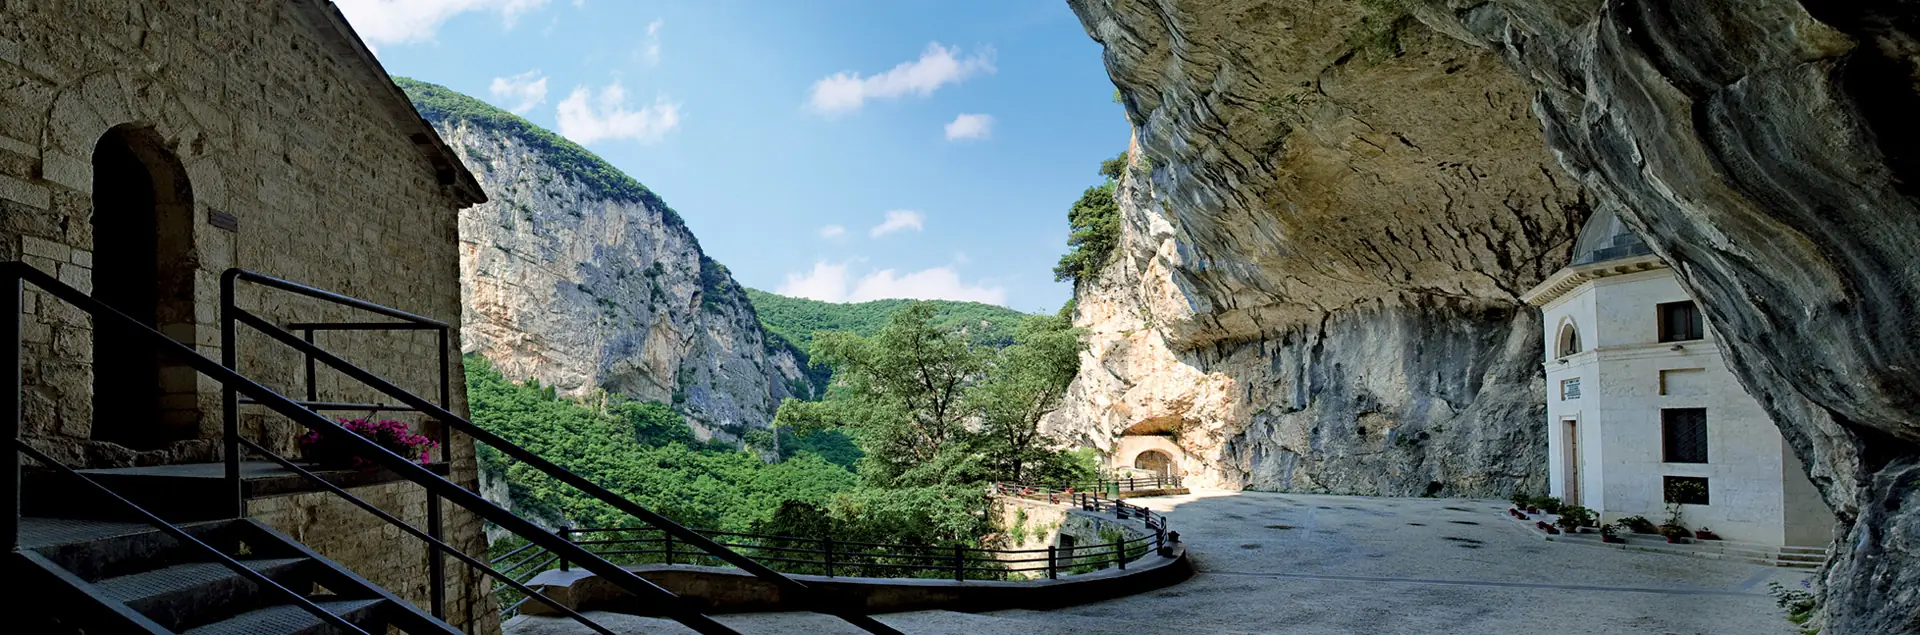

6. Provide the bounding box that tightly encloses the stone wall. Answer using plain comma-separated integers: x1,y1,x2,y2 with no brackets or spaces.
250,481,499,634
0,1,495,631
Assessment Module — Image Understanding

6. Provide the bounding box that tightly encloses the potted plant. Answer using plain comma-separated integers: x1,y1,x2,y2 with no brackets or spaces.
299,418,439,470
1556,505,1596,533
1658,524,1689,544
1533,496,1564,515
1600,523,1627,544
1618,515,1657,534
1694,527,1722,541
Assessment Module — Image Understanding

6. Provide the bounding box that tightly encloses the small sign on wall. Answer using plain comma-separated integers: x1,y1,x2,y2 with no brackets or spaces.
1561,377,1581,400
208,210,239,232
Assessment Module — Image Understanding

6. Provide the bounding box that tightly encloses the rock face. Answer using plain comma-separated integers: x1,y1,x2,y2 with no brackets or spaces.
1047,1,1589,498
1066,1,1920,632
403,82,809,442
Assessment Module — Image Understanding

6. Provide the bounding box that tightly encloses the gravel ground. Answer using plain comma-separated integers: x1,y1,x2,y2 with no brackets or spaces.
508,489,1809,634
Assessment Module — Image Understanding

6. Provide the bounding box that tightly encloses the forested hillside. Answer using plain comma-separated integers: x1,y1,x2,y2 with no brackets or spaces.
744,289,1032,355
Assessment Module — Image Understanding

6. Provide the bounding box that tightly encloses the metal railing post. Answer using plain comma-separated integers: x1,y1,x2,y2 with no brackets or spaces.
1115,539,1126,570
428,490,445,619
663,530,674,565
1046,546,1057,579
952,545,964,581
559,526,571,572
823,536,834,578
302,328,316,402
4,276,20,552
219,270,242,519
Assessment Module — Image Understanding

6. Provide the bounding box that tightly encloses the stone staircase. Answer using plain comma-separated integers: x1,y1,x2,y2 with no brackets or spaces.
11,516,457,634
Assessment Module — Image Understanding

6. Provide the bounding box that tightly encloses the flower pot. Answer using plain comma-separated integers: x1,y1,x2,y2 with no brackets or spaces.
1602,536,1626,544
1526,506,1540,514
1664,536,1685,544
1694,530,1722,541
1545,527,1561,535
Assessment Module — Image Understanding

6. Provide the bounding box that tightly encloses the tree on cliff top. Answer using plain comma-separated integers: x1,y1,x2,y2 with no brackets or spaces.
1055,152,1127,285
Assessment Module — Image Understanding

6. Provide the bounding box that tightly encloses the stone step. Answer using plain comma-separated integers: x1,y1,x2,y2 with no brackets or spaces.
95,557,315,631
19,516,245,582
183,598,388,635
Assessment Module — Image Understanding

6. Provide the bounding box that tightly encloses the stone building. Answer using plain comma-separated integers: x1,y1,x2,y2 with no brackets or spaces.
1522,211,1834,547
3,1,497,631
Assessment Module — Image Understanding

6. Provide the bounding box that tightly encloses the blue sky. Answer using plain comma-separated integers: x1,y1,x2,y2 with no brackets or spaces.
337,0,1127,313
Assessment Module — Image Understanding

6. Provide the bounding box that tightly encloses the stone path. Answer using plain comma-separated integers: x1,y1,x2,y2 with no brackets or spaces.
508,490,1810,634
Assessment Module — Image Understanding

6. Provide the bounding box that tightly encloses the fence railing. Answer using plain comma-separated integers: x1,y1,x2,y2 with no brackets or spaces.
488,499,1178,619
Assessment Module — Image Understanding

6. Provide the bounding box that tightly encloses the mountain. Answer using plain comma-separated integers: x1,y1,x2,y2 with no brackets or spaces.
743,289,1033,356
397,78,809,441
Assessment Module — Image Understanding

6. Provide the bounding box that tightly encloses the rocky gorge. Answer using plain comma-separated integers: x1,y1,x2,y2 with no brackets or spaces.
400,79,810,443
1057,1,1920,631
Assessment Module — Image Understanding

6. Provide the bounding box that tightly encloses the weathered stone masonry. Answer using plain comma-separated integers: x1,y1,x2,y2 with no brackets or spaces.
2,1,495,632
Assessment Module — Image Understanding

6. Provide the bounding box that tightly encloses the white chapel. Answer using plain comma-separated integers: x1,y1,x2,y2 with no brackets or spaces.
1521,209,1834,547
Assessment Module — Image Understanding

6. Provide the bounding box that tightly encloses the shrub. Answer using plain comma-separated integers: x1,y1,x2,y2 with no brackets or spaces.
1768,581,1819,628
1618,515,1658,534
1530,495,1564,514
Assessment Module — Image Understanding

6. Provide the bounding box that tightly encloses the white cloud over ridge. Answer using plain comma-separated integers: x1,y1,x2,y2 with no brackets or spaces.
556,82,681,145
489,70,548,113
808,43,994,115
869,210,925,237
336,0,550,45
944,113,993,141
777,261,1006,306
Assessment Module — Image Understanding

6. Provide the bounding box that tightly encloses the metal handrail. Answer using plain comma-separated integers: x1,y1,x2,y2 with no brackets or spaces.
17,442,372,635
3,264,369,634
216,270,739,635
523,499,1173,583
221,268,897,635
238,438,617,635
219,268,456,617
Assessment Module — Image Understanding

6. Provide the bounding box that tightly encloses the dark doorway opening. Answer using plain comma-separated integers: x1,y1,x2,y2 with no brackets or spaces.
90,125,197,450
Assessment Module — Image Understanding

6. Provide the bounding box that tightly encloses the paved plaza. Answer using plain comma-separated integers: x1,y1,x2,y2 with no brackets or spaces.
512,490,1810,634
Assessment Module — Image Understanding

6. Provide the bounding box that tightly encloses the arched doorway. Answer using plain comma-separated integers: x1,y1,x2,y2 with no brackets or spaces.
90,125,198,449
1134,449,1175,478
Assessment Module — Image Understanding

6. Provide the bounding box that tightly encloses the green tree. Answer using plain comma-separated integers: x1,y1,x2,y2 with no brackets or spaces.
776,303,988,487
971,315,1085,483
1055,153,1127,284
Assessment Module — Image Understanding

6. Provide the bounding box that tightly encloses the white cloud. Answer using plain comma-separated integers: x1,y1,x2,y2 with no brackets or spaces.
808,43,994,115
555,82,681,145
777,261,1007,305
818,225,847,239
943,113,993,141
489,70,548,113
636,19,664,66
336,0,550,45
869,210,925,237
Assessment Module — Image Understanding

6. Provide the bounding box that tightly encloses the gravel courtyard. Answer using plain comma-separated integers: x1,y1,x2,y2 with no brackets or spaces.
509,489,1810,634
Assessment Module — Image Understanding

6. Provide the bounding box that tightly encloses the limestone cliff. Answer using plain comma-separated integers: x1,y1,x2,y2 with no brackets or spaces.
399,79,808,441
1065,1,1920,632
1046,3,1587,498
